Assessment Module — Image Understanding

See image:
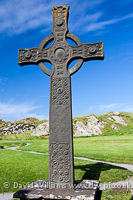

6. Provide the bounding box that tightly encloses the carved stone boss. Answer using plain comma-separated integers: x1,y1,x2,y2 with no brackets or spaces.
18,5,104,186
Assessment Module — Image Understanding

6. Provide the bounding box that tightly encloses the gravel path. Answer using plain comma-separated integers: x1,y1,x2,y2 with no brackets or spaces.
74,157,133,172
0,193,13,200
2,143,132,200
7,145,133,172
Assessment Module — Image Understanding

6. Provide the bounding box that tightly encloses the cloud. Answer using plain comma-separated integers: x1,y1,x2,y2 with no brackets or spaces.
99,103,124,110
98,103,133,113
88,103,133,114
0,0,53,35
85,13,133,32
0,0,133,35
0,77,7,92
69,11,103,33
0,0,105,35
0,77,7,84
67,0,105,33
0,101,47,121
119,105,133,113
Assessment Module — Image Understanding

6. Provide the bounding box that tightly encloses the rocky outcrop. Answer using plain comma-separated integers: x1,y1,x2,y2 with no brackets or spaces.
74,115,104,137
73,112,129,137
0,112,130,136
0,122,35,135
110,124,119,130
111,115,127,126
0,118,39,135
0,119,5,124
31,122,49,136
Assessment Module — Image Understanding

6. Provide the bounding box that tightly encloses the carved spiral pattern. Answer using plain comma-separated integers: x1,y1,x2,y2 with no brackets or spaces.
19,49,38,62
51,143,70,183
84,43,103,57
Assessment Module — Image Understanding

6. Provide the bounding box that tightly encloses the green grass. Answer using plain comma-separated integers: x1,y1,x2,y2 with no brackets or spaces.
0,141,27,147
74,159,132,183
73,112,133,136
0,112,133,198
101,189,132,200
0,130,35,140
97,112,133,136
0,150,132,193
0,149,49,193
0,131,49,141
101,122,133,136
73,115,88,126
9,135,133,164
18,140,49,153
74,136,133,164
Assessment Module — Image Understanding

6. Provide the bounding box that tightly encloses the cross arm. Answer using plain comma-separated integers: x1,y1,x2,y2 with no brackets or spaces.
69,42,104,62
18,48,50,66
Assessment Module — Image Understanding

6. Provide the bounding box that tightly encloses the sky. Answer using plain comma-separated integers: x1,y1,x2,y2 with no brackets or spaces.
0,0,133,121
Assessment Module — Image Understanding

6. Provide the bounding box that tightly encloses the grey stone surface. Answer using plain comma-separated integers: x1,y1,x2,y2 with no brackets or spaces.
111,188,127,194
0,121,35,135
13,180,100,200
74,115,104,137
111,115,127,126
106,195,115,199
110,124,119,130
31,122,49,136
14,189,97,200
18,4,104,187
107,117,114,121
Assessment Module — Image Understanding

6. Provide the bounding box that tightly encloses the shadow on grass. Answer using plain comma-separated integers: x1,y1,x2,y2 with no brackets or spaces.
75,163,128,199
74,162,127,180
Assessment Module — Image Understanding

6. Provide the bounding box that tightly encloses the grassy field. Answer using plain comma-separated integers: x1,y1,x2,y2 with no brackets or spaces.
0,149,48,193
0,135,133,199
2,135,132,164
101,189,132,200
0,112,133,199
0,141,27,147
74,136,133,164
0,149,132,193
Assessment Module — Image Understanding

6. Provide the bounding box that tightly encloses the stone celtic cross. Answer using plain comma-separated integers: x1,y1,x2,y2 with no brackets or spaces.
19,5,104,187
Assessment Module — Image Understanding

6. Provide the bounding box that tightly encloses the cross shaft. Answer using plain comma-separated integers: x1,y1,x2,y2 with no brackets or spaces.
18,5,104,187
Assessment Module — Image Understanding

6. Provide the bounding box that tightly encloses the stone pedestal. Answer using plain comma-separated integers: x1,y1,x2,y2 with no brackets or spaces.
13,180,101,200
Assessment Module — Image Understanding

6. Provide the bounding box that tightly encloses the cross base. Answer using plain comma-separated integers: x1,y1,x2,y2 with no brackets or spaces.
13,180,101,200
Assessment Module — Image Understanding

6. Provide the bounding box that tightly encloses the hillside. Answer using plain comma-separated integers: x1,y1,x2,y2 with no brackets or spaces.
0,117,46,136
0,112,133,137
